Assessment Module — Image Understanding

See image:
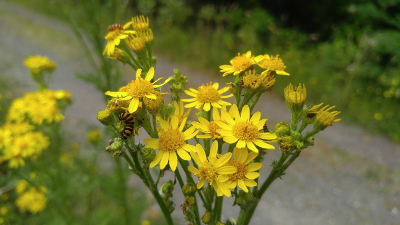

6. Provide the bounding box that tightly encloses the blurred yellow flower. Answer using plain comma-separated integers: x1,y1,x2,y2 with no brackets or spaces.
315,105,341,127
24,55,56,74
87,129,103,144
132,15,149,31
220,51,255,77
103,21,136,56
16,186,47,214
255,54,289,75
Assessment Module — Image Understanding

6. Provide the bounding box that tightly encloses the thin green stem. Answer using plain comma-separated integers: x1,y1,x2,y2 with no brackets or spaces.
114,158,130,225
214,196,223,224
174,168,184,188
238,152,300,225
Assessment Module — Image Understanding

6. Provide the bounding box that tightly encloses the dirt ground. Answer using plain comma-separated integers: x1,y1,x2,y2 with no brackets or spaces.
1,1,399,224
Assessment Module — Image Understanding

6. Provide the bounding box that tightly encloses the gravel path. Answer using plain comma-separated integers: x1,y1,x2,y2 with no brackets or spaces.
1,1,399,224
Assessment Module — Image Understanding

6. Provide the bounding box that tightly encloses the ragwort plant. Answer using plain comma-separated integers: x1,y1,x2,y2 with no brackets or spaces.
98,15,341,225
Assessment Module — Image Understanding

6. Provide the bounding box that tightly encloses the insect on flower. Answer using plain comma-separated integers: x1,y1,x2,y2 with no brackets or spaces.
119,112,135,139
108,24,123,31
263,123,269,132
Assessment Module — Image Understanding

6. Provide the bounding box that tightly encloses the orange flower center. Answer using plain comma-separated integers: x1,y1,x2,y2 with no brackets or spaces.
208,121,221,138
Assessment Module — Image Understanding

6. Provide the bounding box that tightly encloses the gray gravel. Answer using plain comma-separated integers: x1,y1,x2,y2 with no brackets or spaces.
1,1,399,224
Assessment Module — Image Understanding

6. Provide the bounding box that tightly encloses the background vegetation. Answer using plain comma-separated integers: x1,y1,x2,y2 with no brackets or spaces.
9,0,400,141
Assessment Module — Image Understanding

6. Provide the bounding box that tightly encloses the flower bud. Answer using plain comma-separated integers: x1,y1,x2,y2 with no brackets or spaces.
108,48,131,64
196,111,207,120
160,180,174,197
290,130,302,141
202,211,212,224
97,108,112,126
182,183,196,196
160,103,175,120
141,148,156,164
293,140,304,150
106,137,123,157
278,136,293,149
185,196,196,207
275,122,290,136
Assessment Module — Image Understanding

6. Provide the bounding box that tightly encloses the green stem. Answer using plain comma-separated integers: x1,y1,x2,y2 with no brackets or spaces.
174,168,184,188
214,196,223,224
114,158,130,225
238,152,300,225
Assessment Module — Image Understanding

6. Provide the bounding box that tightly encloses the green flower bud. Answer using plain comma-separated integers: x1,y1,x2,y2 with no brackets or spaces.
160,103,175,120
185,196,196,207
275,121,290,136
182,183,196,196
97,108,112,126
202,211,212,224
236,191,256,210
196,110,207,120
293,140,304,150
160,180,174,197
106,137,123,157
278,136,293,149
141,148,156,164
305,137,314,147
108,48,131,64
290,131,302,141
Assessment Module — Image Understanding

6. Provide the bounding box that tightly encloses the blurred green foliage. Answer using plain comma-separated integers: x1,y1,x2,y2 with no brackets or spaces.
7,0,400,143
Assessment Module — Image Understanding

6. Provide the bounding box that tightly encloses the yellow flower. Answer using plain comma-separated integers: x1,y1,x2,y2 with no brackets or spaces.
132,15,149,31
172,101,191,125
182,82,233,111
87,130,103,144
216,104,277,153
255,54,289,75
144,115,198,171
143,89,164,114
24,55,56,74
284,83,307,107
315,105,341,127
191,106,231,139
220,147,261,193
0,207,7,216
188,141,237,197
105,67,171,113
16,187,47,214
126,33,146,53
103,21,136,56
219,51,255,77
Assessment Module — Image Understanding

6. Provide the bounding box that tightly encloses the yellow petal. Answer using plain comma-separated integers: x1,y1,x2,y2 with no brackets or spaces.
209,141,218,158
250,111,261,123
177,148,191,160
203,103,211,111
244,152,258,165
105,91,127,97
253,139,275,150
214,152,232,168
245,172,260,179
145,94,157,99
217,166,237,174
238,179,249,192
197,179,206,189
182,144,197,152
237,140,246,148
129,97,140,113
160,151,170,170
237,148,248,164
241,105,250,121
171,116,179,130
190,151,202,166
150,150,163,168
247,142,259,153
169,152,178,171
145,67,155,81
247,163,263,172
244,179,257,187
223,136,238,144
136,68,143,80
188,166,199,174
143,138,159,149
212,82,219,89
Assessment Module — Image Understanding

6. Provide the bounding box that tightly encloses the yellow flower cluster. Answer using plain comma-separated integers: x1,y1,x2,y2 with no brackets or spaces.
220,51,289,78
0,89,70,168
15,180,47,214
24,55,56,74
7,89,71,125
103,15,154,56
0,122,49,168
